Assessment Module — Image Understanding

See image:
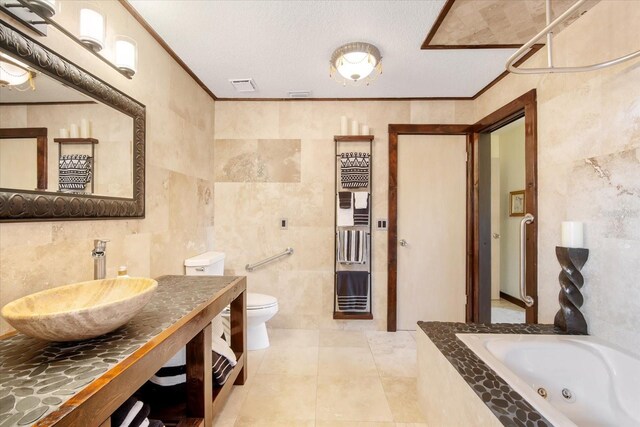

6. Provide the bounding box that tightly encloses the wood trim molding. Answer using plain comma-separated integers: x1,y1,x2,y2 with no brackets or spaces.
421,0,456,49
0,21,146,221
215,97,472,102
472,89,536,132
499,291,527,309
0,127,48,190
425,44,526,50
387,123,472,331
118,0,217,101
0,101,98,106
470,89,538,324
118,0,541,103
387,90,538,328
471,45,543,100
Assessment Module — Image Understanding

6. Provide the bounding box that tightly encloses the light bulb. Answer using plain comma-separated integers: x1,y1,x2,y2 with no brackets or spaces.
79,8,105,52
115,36,137,77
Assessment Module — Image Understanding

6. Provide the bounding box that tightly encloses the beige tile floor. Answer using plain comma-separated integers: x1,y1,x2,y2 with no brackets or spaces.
491,298,525,323
213,329,428,427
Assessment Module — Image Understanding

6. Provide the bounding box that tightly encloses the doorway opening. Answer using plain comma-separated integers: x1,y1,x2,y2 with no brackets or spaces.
471,90,538,324
483,117,527,323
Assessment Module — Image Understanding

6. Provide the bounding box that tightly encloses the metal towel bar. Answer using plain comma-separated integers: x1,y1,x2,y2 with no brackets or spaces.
506,0,640,74
245,247,294,272
519,214,535,307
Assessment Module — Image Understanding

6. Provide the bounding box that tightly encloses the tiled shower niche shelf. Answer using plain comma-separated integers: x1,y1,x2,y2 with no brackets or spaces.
333,135,374,320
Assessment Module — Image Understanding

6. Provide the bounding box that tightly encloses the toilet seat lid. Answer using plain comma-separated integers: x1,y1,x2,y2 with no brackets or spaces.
247,293,278,310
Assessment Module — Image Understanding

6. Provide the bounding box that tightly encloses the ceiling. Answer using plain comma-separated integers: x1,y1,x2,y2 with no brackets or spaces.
428,0,599,47
128,0,520,99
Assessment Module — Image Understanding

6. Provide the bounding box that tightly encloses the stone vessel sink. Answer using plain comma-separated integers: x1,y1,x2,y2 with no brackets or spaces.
1,277,158,341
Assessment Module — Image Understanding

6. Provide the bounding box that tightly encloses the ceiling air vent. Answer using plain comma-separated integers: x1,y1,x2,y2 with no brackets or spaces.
288,90,312,99
229,78,257,92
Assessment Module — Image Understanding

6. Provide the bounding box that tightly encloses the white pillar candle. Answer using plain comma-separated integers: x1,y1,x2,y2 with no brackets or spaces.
80,119,91,138
340,116,348,135
69,124,79,138
351,120,359,135
59,128,69,138
561,221,584,248
362,124,370,135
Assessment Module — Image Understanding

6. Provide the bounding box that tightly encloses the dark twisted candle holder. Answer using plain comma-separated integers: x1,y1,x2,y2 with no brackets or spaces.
554,246,589,334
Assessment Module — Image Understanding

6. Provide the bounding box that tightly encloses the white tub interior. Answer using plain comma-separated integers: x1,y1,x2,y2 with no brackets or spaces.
456,334,640,427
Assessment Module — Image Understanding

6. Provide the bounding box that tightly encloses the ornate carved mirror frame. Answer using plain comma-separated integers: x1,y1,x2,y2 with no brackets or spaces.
0,21,145,221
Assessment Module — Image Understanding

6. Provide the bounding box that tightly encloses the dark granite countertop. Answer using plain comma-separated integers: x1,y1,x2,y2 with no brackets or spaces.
418,322,568,427
0,275,241,427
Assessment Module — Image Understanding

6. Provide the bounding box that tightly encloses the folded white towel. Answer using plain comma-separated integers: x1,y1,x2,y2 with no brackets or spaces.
150,373,185,387
162,348,186,368
120,401,143,427
139,419,149,427
354,192,368,209
337,195,354,226
159,314,236,374
212,315,237,366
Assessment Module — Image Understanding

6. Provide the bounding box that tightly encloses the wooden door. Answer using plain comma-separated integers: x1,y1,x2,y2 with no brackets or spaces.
396,135,467,330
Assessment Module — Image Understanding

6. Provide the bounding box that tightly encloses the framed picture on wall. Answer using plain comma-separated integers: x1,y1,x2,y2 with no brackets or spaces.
509,190,525,216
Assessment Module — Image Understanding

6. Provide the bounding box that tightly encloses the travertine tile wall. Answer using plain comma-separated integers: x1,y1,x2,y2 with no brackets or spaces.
213,101,474,331
474,0,640,353
1,0,636,353
214,0,640,351
0,2,216,334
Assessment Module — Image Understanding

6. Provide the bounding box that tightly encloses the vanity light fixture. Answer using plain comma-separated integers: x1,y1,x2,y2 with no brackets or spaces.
0,55,35,90
114,36,137,78
330,42,382,86
22,0,55,18
79,8,105,52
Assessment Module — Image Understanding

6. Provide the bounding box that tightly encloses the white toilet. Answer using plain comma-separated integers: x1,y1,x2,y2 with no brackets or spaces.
184,251,279,351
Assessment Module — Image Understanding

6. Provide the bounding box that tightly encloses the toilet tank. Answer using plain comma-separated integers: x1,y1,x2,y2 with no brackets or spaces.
184,251,225,276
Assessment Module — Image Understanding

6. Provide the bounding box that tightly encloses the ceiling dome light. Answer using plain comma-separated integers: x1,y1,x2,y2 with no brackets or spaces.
330,42,382,86
0,58,35,90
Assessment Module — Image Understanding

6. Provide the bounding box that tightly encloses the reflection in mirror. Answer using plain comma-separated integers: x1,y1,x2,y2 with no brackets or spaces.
0,58,134,198
0,127,47,191
0,21,144,221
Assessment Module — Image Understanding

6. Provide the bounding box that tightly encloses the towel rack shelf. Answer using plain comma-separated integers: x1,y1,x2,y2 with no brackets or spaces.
333,135,374,320
54,138,99,144
54,137,99,194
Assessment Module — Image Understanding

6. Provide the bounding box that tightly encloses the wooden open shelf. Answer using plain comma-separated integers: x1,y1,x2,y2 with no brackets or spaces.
147,353,245,426
334,135,374,142
54,137,99,144
333,312,374,320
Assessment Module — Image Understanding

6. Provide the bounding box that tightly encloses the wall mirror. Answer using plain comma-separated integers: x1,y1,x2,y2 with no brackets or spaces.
0,21,145,221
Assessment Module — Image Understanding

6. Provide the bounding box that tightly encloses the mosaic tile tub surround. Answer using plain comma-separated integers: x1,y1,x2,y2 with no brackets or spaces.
0,275,239,427
418,322,568,427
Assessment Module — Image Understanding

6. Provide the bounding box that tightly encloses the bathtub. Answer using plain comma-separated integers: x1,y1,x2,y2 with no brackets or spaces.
456,334,640,427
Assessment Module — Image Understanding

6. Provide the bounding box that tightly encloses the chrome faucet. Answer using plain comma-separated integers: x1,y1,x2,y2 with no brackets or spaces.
92,239,109,280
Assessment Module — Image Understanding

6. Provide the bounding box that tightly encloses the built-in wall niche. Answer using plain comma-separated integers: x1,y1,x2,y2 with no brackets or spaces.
0,21,145,221
2,0,137,79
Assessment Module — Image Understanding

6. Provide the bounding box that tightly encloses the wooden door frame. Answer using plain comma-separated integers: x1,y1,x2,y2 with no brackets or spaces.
387,124,473,332
470,89,538,324
0,127,48,190
387,89,538,331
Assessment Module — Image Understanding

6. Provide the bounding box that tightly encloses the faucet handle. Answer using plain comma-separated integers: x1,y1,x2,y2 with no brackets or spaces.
93,239,110,253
